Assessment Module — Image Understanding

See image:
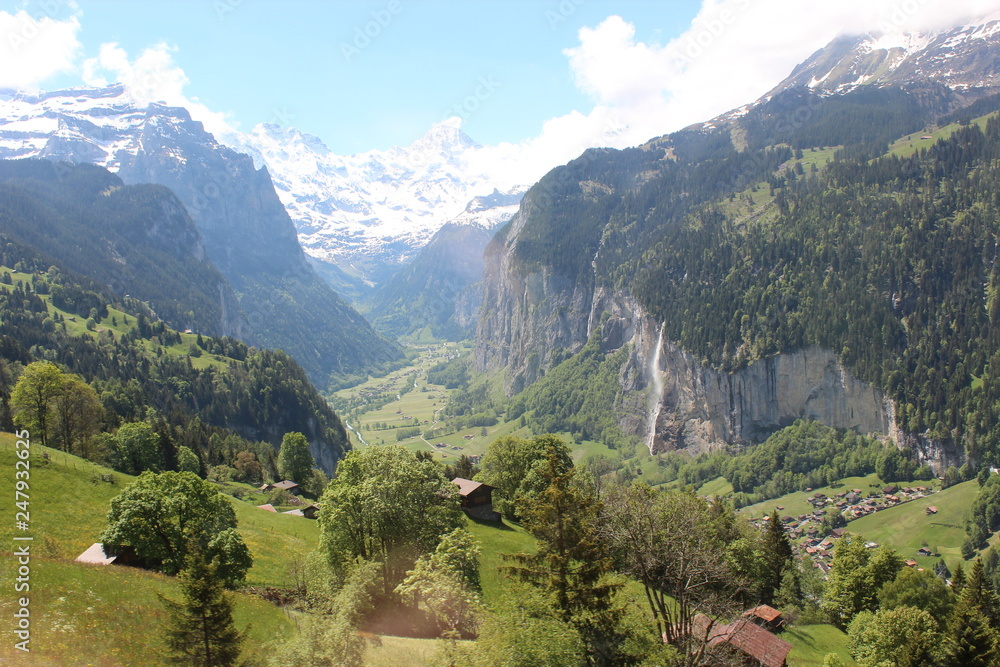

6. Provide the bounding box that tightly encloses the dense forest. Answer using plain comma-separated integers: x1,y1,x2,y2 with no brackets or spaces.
0,236,348,476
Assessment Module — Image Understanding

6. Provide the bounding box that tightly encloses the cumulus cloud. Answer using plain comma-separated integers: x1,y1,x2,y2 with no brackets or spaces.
477,0,1000,186
82,42,235,139
0,10,81,88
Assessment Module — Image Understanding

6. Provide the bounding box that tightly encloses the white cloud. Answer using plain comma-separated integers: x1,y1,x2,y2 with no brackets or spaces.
0,10,81,88
478,0,1000,186
82,42,236,139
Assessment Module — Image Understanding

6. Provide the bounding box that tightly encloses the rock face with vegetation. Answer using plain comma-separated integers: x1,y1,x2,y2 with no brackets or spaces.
477,69,1000,467
0,87,401,388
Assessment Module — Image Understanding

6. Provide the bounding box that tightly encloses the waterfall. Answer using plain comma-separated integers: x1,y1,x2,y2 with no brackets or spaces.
646,323,665,455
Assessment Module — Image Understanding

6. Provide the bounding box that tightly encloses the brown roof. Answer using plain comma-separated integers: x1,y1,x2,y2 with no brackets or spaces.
744,605,784,623
714,620,792,667
452,477,493,497
257,504,278,512
76,543,117,565
273,480,300,491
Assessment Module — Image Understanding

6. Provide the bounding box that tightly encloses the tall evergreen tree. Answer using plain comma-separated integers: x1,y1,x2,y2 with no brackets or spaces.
160,543,244,666
953,562,968,597
502,437,623,666
941,602,999,667
963,559,1000,628
762,510,794,604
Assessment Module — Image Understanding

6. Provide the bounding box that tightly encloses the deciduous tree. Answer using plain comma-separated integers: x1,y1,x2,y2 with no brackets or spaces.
278,431,314,483
318,445,463,593
101,471,252,587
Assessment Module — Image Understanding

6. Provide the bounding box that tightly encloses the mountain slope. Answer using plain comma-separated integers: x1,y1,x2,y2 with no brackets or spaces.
475,21,1000,466
769,17,1000,98
365,188,524,338
0,159,245,338
0,86,401,386
234,119,528,298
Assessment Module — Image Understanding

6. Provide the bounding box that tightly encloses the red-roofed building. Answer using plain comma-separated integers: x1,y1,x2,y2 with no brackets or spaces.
685,614,792,667
257,503,278,513
743,605,786,632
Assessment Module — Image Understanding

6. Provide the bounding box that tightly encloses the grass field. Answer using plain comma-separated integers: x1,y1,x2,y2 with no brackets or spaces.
0,557,296,665
887,112,998,159
0,434,318,588
785,624,856,666
845,479,977,570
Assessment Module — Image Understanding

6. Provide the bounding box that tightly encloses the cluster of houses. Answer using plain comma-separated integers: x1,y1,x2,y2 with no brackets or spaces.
749,484,940,575
257,480,321,518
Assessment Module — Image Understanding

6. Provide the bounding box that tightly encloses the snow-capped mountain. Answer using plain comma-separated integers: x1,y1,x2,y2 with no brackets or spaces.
0,84,401,382
768,14,1000,98
231,118,526,295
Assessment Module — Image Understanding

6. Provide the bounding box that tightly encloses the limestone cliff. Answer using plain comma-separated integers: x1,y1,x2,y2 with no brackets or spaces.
476,194,901,455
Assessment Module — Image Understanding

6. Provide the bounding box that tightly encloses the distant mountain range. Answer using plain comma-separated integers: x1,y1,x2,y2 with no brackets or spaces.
232,119,527,299
0,86,400,387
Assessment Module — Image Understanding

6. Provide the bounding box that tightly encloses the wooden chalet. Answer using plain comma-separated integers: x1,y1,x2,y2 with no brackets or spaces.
452,477,500,521
688,614,792,667
259,480,301,495
742,604,786,632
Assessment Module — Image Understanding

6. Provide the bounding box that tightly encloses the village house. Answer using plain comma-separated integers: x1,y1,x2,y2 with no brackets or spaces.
259,480,301,495
743,605,786,633
688,614,792,667
452,477,500,521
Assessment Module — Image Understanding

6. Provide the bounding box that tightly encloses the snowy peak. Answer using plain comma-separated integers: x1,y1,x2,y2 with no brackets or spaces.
231,114,526,295
769,16,1000,98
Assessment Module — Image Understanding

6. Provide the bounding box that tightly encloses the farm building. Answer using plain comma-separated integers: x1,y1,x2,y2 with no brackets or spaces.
259,480,301,495
75,543,140,567
686,614,792,667
742,605,786,633
452,477,500,521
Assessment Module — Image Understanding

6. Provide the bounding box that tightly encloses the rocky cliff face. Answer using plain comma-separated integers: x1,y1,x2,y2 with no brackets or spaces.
477,227,899,452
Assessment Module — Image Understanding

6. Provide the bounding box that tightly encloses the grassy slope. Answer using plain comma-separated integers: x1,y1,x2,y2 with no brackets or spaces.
0,557,295,665
0,433,297,665
846,479,977,571
785,625,857,666
740,474,888,520
1,268,240,372
0,434,318,587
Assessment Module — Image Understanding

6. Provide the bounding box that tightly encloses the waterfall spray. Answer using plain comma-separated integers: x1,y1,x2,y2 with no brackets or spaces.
646,323,665,455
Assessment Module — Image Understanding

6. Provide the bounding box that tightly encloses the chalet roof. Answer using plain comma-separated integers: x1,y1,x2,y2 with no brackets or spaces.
273,480,300,491
257,504,278,513
691,615,791,667
283,509,305,516
715,620,792,667
452,477,493,497
744,605,784,623
76,543,117,565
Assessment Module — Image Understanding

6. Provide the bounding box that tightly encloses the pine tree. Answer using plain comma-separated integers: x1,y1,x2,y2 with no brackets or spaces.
762,510,794,604
953,562,968,597
160,543,244,666
941,603,1000,667
963,559,1000,628
502,437,623,666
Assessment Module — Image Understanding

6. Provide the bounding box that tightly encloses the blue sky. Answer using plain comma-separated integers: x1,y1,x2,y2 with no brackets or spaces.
2,0,996,156
17,0,701,152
